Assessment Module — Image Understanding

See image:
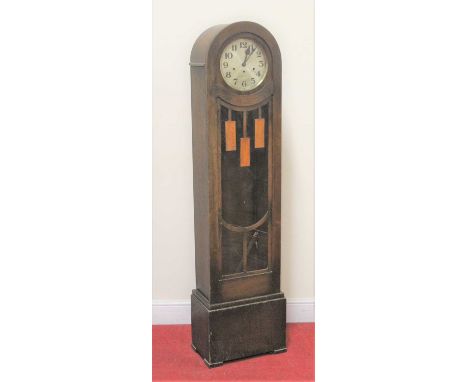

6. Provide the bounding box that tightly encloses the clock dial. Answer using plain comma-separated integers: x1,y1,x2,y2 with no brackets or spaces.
220,38,268,92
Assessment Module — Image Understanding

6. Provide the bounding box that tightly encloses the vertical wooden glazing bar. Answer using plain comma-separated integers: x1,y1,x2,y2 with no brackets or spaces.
217,103,223,276
267,101,273,270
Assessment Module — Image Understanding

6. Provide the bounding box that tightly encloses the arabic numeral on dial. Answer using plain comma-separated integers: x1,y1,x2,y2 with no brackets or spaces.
233,78,237,85
256,50,262,57
223,61,228,68
251,78,255,84
256,71,262,77
231,44,237,51
258,60,264,67
240,41,247,48
241,80,247,87
225,52,233,59
225,72,231,78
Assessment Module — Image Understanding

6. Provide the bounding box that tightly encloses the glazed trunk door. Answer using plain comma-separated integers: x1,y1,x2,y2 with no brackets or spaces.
216,101,274,301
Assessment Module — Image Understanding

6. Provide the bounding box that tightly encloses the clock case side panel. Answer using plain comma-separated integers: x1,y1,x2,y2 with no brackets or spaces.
190,24,228,300
190,66,210,299
205,22,283,304
271,69,282,295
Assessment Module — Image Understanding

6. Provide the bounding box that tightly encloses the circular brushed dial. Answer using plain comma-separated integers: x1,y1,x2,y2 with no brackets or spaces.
220,37,268,92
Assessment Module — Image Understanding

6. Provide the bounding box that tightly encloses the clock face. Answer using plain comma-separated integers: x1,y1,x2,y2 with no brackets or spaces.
220,37,268,92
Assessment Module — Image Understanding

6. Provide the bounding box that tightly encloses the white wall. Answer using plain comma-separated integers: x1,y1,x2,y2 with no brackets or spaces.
153,0,314,302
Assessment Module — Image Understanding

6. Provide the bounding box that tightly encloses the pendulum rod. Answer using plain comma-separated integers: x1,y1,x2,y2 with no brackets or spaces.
243,110,247,137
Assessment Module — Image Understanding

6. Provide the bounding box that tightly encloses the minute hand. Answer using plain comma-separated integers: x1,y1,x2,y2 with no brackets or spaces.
242,46,256,66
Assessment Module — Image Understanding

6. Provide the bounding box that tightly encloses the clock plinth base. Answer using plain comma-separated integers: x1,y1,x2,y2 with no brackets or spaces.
191,290,287,367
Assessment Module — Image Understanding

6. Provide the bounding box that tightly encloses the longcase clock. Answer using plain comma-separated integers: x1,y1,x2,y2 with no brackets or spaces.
190,21,286,367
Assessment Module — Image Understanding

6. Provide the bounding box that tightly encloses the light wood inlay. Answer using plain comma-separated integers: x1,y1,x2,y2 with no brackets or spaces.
240,137,250,167
225,120,236,151
254,118,265,148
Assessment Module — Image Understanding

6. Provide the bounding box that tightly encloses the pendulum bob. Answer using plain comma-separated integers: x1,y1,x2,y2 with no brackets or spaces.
225,120,237,151
240,137,250,167
254,118,265,148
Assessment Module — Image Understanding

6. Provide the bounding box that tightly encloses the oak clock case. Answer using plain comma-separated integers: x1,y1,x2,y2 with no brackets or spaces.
190,22,285,367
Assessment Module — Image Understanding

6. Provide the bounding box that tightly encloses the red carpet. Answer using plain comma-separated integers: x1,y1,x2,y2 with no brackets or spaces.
153,323,314,381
